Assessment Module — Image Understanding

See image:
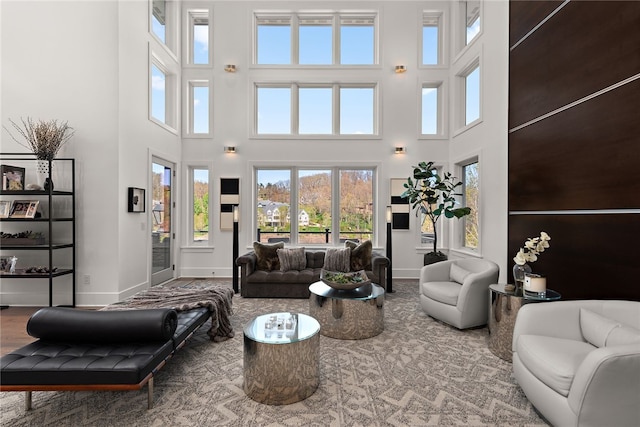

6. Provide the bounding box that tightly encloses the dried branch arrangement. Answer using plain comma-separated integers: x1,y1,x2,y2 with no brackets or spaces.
4,117,75,160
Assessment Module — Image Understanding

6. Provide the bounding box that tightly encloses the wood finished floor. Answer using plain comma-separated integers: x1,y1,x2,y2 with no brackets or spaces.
0,306,40,356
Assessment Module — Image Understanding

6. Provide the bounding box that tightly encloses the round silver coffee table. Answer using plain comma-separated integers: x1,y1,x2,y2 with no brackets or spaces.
243,312,320,405
309,281,384,340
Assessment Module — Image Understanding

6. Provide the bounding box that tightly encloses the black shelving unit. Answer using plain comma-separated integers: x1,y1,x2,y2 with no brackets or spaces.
0,153,76,307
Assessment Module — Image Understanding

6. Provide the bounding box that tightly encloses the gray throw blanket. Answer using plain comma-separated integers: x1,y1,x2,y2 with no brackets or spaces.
102,286,234,342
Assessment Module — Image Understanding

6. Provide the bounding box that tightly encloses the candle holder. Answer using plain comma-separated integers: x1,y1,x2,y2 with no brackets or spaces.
524,273,547,297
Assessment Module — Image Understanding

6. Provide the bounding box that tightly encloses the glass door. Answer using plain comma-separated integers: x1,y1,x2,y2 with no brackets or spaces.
151,157,174,285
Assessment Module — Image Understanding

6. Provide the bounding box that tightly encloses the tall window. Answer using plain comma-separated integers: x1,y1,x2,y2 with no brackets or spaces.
422,13,441,65
152,0,166,43
462,161,479,249
465,65,480,125
191,167,209,243
255,13,377,65
256,167,376,245
255,83,377,136
464,1,481,45
151,0,177,54
151,64,166,124
189,82,209,134
421,84,440,135
190,12,209,65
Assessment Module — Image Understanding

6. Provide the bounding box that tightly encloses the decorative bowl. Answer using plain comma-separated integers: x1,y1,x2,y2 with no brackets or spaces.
320,269,371,291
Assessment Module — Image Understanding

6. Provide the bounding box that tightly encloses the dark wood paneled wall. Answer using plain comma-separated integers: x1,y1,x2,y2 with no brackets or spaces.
508,1,640,300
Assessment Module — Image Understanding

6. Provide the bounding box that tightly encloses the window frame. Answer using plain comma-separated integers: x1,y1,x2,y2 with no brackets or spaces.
253,164,379,246
183,79,212,137
419,81,444,138
149,50,179,134
184,8,212,67
454,56,482,135
253,12,378,67
452,156,481,255
186,164,212,247
454,0,483,59
252,82,379,138
150,0,179,58
420,11,444,67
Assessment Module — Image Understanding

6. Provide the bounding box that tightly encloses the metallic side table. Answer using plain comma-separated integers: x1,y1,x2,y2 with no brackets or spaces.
488,284,561,362
243,312,320,405
308,281,385,340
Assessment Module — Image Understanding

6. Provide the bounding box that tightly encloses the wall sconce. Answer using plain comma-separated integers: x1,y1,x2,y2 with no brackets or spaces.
394,146,406,154
395,65,407,73
224,146,236,154
224,64,237,73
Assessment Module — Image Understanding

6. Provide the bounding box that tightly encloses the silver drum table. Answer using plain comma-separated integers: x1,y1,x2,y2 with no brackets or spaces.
243,312,320,405
309,281,384,340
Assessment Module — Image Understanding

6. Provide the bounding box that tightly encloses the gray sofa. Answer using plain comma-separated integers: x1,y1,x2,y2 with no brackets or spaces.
512,300,640,427
236,249,389,298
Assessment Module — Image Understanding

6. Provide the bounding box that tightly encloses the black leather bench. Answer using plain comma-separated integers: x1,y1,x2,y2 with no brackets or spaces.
0,306,211,410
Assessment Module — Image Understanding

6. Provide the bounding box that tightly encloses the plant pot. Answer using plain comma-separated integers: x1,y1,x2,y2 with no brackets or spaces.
424,251,447,265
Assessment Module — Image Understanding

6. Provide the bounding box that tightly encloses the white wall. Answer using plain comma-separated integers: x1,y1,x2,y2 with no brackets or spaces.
0,0,509,307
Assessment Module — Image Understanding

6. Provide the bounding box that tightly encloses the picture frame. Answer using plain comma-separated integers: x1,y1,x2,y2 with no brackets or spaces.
1,165,26,191
128,187,145,212
9,200,39,219
0,200,12,218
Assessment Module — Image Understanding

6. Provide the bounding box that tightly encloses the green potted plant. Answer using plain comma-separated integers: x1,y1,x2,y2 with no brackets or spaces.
401,161,472,265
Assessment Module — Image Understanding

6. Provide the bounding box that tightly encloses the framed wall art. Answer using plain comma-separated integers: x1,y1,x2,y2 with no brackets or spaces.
1,165,26,191
0,200,12,218
9,200,39,219
128,187,146,213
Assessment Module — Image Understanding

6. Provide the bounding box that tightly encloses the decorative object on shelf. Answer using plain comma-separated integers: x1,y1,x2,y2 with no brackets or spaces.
401,161,471,265
512,231,551,295
3,118,75,164
0,230,45,245
8,200,39,219
524,272,547,297
25,266,59,274
0,200,12,218
320,269,371,291
1,164,25,191
127,187,145,213
0,256,16,273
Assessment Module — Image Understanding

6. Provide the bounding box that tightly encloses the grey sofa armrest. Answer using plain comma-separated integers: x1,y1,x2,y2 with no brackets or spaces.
236,251,257,289
371,251,390,288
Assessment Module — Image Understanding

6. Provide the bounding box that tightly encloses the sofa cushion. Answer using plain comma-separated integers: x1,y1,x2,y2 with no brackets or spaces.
580,308,620,347
450,264,470,284
277,247,307,271
516,335,595,397
324,247,351,272
606,324,640,347
422,281,461,306
253,241,285,271
345,240,372,271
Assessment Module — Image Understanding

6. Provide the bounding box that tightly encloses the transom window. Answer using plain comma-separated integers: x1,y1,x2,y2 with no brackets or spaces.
255,167,376,245
255,83,376,136
255,13,377,65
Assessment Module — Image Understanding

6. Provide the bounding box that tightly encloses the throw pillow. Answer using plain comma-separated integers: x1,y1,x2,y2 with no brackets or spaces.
450,264,470,284
606,324,640,347
253,241,285,271
277,247,307,271
324,247,351,272
580,308,621,348
344,240,372,271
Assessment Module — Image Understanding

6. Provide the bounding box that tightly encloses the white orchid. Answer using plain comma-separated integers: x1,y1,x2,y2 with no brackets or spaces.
513,231,551,265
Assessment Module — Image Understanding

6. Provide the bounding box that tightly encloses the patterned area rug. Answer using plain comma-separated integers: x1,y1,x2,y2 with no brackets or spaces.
0,280,548,426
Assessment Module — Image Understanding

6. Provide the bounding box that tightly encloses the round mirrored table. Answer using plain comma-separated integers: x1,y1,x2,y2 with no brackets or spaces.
488,283,561,362
309,281,385,340
243,312,320,405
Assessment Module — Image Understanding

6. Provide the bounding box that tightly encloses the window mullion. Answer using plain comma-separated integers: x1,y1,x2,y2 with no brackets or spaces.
291,167,299,244
331,167,340,245
292,84,299,135
333,13,340,65
291,14,299,65
333,84,340,135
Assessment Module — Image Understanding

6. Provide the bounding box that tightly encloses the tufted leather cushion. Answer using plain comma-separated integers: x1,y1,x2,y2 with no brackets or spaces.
27,307,178,343
0,309,210,386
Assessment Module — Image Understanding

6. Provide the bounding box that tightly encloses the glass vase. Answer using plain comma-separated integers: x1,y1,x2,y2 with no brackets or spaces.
512,263,532,296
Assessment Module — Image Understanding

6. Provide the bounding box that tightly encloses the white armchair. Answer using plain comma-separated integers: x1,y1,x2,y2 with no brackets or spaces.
419,258,499,329
513,300,640,427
